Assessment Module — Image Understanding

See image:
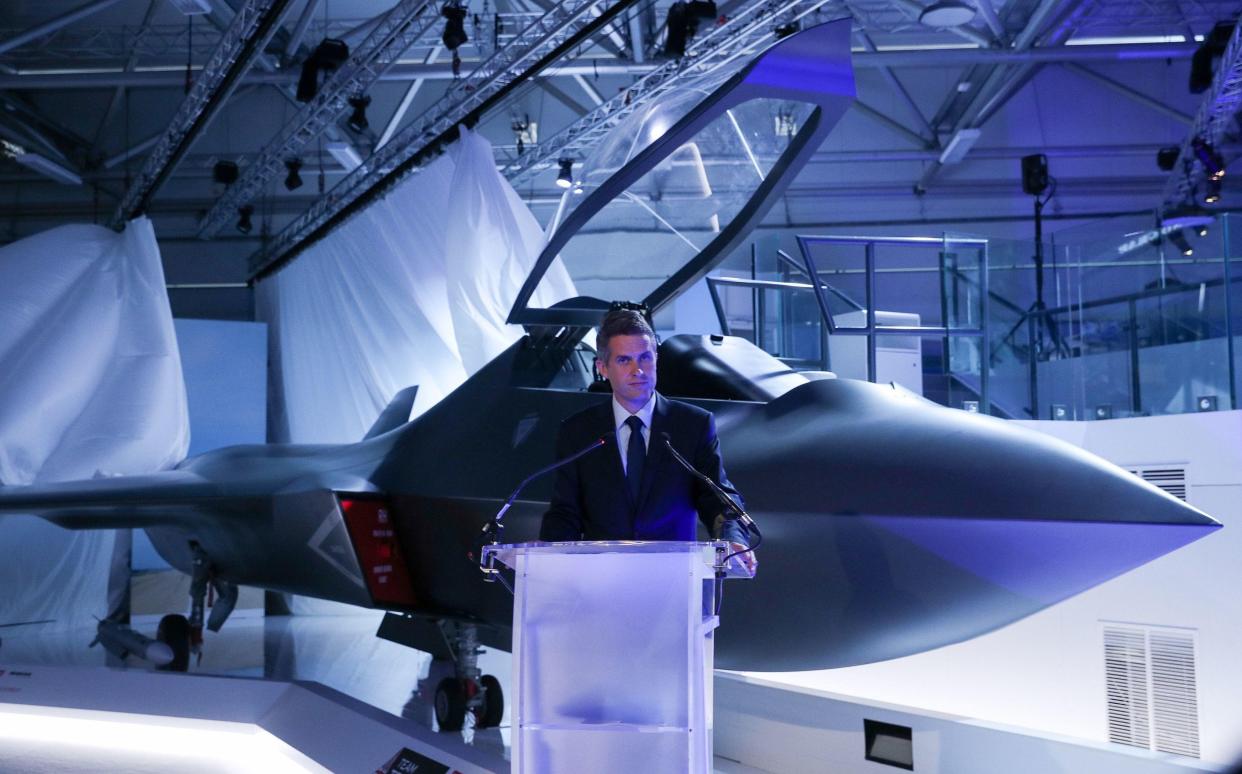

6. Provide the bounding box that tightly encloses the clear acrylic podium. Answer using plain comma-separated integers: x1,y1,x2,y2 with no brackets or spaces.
482,540,751,773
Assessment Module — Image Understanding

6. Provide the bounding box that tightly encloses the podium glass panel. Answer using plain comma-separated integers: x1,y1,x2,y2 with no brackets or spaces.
485,541,745,774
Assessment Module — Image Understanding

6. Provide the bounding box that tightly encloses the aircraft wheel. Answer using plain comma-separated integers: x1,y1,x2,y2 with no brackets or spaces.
155,614,191,672
434,677,467,732
477,674,504,728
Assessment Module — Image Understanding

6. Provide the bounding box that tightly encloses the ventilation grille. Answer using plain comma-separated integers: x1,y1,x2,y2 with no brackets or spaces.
1103,624,1200,758
1127,466,1188,501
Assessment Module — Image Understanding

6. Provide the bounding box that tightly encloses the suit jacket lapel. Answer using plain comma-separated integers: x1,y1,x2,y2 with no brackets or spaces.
634,393,667,517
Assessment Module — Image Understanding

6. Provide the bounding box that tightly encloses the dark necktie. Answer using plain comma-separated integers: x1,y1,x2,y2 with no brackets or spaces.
625,415,645,503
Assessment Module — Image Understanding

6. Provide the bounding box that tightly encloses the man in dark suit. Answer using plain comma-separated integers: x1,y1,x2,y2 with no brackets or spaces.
540,308,754,570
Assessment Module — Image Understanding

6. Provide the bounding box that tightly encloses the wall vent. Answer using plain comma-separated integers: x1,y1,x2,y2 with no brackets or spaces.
1103,623,1200,758
1126,465,1188,501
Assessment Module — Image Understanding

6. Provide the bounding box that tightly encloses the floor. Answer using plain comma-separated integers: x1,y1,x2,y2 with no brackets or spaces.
0,611,771,773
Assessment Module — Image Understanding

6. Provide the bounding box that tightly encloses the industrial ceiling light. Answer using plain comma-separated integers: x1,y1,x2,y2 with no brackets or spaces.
1204,177,1222,204
283,158,303,191
297,39,350,103
919,0,977,28
212,160,239,186
346,95,371,133
236,205,254,235
1168,229,1194,256
556,158,574,189
441,1,469,51
1192,137,1225,180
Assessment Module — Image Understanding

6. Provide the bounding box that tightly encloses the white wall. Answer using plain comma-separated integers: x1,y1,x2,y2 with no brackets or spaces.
741,410,1242,766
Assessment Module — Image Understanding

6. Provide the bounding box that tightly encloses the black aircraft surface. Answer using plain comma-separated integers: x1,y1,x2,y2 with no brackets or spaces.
0,20,1221,731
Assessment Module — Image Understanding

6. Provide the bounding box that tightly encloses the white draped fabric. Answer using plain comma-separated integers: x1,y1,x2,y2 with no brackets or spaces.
258,126,574,444
0,217,189,628
257,127,574,614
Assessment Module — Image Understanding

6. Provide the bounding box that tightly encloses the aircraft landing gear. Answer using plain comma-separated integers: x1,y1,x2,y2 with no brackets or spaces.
186,541,239,666
433,622,504,732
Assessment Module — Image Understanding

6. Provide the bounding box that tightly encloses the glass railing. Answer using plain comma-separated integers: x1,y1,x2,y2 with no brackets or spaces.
709,213,1242,420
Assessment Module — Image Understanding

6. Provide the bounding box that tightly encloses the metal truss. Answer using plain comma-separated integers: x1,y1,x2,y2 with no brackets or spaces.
197,0,439,238
502,0,836,186
110,0,295,227
251,0,642,278
1162,19,1242,206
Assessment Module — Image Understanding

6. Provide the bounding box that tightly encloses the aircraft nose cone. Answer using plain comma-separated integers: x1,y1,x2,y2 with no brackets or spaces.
716,378,1219,671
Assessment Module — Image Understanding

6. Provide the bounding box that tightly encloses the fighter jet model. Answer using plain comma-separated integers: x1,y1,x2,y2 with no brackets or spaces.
0,20,1221,731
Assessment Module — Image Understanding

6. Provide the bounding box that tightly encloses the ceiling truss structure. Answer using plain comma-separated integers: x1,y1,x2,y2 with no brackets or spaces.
109,0,297,226
0,0,1238,267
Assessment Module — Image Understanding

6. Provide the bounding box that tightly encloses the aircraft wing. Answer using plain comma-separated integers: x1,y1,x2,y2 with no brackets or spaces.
0,471,220,529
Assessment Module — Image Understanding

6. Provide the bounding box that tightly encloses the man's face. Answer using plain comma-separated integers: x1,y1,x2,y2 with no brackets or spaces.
598,333,658,411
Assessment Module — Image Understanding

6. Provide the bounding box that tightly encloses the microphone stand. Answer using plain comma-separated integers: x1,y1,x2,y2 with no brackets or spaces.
658,433,762,591
477,434,611,581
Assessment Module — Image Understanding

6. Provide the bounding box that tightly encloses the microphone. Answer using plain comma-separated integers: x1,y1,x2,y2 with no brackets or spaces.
658,432,760,539
477,433,613,576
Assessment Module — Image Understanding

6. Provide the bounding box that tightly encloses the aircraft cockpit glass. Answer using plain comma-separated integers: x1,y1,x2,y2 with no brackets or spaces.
546,96,817,308
507,19,858,330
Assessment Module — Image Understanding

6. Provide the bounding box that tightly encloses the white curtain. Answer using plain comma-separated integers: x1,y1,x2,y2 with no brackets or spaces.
0,217,189,628
257,127,574,614
258,126,574,444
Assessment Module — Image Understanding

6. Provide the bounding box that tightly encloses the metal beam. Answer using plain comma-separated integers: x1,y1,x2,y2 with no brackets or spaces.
1062,62,1193,125
251,0,646,278
283,0,320,60
854,30,936,145
0,43,1201,90
537,76,591,115
852,100,932,149
110,0,298,227
92,0,160,154
573,73,605,105
0,0,124,55
196,0,439,238
378,46,442,149
972,0,1006,43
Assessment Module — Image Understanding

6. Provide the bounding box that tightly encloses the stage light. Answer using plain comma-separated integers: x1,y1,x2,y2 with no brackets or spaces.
236,205,254,235
1156,146,1180,171
346,95,371,133
442,1,469,51
283,158,303,191
1197,223,1209,237
212,160,239,186
919,0,976,28
1169,229,1194,256
1192,137,1225,180
556,158,573,189
1204,178,1221,204
296,38,349,102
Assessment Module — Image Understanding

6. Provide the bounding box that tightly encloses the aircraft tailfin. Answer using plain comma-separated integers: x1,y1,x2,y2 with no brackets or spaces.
364,386,419,440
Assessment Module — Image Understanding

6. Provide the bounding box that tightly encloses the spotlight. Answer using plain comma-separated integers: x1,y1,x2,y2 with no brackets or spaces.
441,1,468,51
283,158,303,191
1156,146,1180,171
296,38,349,102
1168,229,1194,256
1204,177,1222,204
1192,137,1225,180
774,21,800,38
212,160,239,186
1189,22,1234,93
1197,223,1209,237
919,0,976,28
346,95,371,133
236,205,254,235
663,1,715,59
556,158,573,189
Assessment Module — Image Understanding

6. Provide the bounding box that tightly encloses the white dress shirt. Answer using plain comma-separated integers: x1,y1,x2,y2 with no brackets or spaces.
612,393,656,475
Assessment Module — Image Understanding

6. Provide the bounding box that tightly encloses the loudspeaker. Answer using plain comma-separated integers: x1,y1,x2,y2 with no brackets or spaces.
1021,154,1049,196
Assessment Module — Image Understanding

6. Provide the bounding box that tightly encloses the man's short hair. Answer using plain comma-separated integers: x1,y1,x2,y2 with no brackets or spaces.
596,308,656,363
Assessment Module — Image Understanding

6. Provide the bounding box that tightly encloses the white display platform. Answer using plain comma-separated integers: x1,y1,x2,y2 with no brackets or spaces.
0,664,505,773
487,541,749,774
